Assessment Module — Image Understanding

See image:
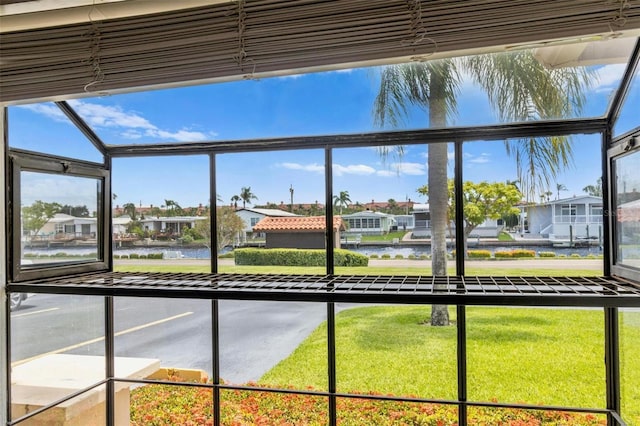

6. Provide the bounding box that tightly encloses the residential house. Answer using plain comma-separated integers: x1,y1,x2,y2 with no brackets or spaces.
235,208,300,244
341,210,396,235
524,195,603,241
411,204,503,238
39,213,97,240
138,216,206,237
252,216,345,249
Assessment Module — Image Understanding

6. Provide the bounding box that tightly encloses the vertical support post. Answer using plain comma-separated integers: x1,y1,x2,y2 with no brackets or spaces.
605,307,621,425
454,141,467,424
457,305,467,426
325,147,335,275
325,147,337,425
601,131,612,277
212,299,221,425
1,106,9,426
210,153,218,274
454,141,464,276
105,296,115,426
327,302,337,426
209,153,221,424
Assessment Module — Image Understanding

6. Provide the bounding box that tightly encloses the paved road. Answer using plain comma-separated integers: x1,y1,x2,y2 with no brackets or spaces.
10,295,339,384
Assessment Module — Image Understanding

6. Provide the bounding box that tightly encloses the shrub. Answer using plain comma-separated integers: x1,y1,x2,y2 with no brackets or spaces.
494,250,513,258
380,254,391,259
419,254,429,260
468,249,491,259
119,254,129,259
139,254,148,259
369,254,379,259
495,249,535,258
129,253,140,259
23,253,38,258
148,253,163,259
113,254,121,259
234,248,368,267
53,252,68,257
539,251,556,257
218,252,235,259
181,234,194,244
570,253,582,258
394,254,404,259
511,249,536,258
408,254,416,260
558,254,567,258
130,381,607,426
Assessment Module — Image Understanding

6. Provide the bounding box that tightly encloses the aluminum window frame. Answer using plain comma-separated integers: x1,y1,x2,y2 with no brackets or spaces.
7,149,111,282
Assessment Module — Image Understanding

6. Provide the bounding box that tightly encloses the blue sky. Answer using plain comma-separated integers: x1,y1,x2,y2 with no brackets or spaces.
8,59,635,209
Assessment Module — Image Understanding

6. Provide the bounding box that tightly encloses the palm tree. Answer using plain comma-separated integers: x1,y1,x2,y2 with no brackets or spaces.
374,52,590,326
333,190,352,214
556,183,568,200
240,186,258,208
545,191,553,202
230,195,241,209
122,202,137,221
583,177,603,197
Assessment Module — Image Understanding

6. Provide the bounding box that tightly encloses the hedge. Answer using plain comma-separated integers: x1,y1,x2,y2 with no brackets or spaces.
494,249,536,258
234,248,368,267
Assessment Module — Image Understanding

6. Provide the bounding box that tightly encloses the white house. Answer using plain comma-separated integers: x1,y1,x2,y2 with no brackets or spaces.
341,210,396,235
523,195,603,241
411,203,503,238
234,208,299,243
39,213,98,240
138,216,206,236
112,215,133,235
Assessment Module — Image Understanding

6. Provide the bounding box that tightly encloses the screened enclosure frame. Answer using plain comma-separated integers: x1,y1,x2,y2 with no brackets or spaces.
4,36,640,426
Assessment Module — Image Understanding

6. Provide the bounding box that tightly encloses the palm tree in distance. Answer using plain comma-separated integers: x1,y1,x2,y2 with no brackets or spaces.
231,195,241,209
374,51,591,326
333,190,352,215
556,183,568,200
240,187,258,208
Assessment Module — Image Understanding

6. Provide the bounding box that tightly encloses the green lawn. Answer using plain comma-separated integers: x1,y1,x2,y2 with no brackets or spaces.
359,231,408,242
115,262,637,424
114,262,601,277
260,305,640,424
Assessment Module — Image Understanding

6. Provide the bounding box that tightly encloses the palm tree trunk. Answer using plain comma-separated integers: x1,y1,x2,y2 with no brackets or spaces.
428,70,450,326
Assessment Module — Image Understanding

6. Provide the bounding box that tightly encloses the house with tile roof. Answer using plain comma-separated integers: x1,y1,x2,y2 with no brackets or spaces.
252,216,345,249
235,208,300,244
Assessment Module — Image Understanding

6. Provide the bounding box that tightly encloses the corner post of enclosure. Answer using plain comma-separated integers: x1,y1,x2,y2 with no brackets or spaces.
1,106,9,426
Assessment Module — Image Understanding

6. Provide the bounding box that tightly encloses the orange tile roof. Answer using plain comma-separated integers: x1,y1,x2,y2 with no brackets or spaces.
253,216,344,232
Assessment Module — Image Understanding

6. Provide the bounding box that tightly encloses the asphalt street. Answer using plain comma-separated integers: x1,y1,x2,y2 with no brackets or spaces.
10,294,336,384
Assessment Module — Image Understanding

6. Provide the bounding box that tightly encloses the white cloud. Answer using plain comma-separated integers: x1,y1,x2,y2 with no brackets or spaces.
468,153,491,164
24,99,214,143
279,162,325,174
592,64,626,92
68,100,156,130
18,103,67,122
392,162,426,175
146,128,209,142
333,164,376,176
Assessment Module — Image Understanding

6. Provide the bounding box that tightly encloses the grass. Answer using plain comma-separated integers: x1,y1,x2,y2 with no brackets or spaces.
359,231,408,242
260,305,640,424
498,231,514,241
115,263,602,277
118,262,635,424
